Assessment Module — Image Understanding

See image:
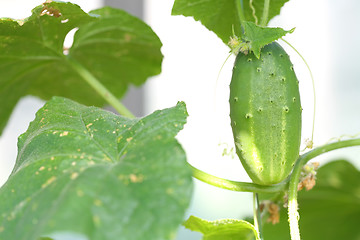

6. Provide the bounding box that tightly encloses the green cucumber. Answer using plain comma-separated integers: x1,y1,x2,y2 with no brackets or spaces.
230,42,301,185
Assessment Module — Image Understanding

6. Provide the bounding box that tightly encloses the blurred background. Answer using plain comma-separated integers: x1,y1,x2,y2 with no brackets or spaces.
0,0,359,239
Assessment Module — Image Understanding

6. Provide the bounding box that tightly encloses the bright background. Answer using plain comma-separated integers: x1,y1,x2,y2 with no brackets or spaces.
0,1,360,240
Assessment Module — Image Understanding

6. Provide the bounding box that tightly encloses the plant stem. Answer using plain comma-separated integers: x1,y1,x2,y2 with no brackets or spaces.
253,193,263,239
287,138,360,240
253,193,260,239
235,0,246,28
189,163,287,193
260,0,270,26
66,57,135,118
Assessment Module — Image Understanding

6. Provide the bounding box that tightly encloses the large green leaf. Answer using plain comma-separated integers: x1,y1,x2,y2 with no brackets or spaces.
172,0,242,44
0,97,192,240
171,0,289,44
261,160,360,239
184,215,260,240
0,1,163,135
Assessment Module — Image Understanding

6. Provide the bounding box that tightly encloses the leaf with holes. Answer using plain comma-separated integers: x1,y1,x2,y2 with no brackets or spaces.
0,97,192,240
184,215,260,240
0,1,163,135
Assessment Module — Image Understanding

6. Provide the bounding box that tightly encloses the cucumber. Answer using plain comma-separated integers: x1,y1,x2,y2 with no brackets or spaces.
230,42,301,185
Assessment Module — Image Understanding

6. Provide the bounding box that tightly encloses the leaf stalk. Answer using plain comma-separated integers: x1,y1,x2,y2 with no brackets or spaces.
287,138,360,240
188,163,287,193
66,57,135,118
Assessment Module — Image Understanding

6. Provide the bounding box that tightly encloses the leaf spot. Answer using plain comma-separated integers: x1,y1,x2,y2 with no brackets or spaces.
71,161,76,166
77,189,84,197
94,199,102,206
0,226,4,233
42,176,57,188
86,123,93,128
60,131,69,137
71,172,79,180
124,33,132,42
93,216,101,226
129,174,144,183
39,166,45,172
166,188,174,195
126,137,133,142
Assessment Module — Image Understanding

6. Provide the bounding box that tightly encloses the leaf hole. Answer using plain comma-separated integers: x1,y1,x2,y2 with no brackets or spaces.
63,27,79,55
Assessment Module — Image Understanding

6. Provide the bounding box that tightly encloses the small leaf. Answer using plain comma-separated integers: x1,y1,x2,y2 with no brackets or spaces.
0,97,192,240
261,160,360,240
0,2,163,135
184,215,260,240
242,21,294,58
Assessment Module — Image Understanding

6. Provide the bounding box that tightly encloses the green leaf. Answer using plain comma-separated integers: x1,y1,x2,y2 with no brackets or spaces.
171,0,242,44
261,160,360,240
0,2,163,135
0,97,192,240
242,0,290,26
242,21,293,58
184,215,260,240
171,0,290,44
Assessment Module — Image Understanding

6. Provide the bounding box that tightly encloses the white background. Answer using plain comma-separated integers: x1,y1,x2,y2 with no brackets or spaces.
1,1,360,240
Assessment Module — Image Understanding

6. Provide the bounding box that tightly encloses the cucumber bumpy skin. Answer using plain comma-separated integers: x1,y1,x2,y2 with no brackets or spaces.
230,42,302,185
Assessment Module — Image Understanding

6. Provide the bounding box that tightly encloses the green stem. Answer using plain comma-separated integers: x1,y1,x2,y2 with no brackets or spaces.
253,193,260,239
287,138,360,240
254,193,263,239
189,163,287,193
235,0,246,28
66,57,135,118
260,0,270,26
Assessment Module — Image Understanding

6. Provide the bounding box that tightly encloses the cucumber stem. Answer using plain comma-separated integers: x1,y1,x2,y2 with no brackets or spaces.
235,0,246,28
260,0,270,26
66,57,135,118
188,163,287,193
287,138,360,240
253,193,263,239
253,193,261,239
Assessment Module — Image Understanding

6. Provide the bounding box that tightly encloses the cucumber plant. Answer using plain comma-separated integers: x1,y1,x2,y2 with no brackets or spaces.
0,1,359,240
